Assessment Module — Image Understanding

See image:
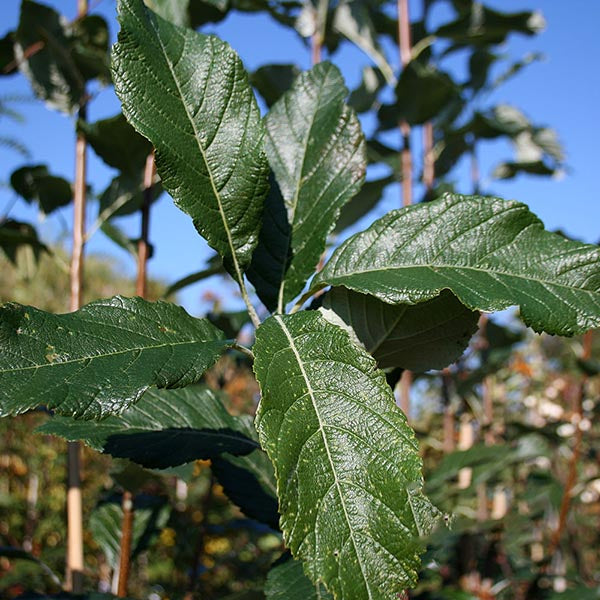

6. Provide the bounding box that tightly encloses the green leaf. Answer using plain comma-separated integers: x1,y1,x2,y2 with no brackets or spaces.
251,63,301,108
38,386,259,468
100,220,139,257
380,62,460,127
0,219,48,264
332,0,395,85
253,311,439,598
146,0,191,27
189,0,230,26
112,0,269,282
15,0,85,113
348,66,385,114
249,62,366,312
0,296,229,418
69,14,111,83
321,288,479,371
436,5,544,46
212,451,280,529
265,557,333,599
97,173,150,221
313,194,600,336
78,113,153,175
10,164,72,215
89,492,170,569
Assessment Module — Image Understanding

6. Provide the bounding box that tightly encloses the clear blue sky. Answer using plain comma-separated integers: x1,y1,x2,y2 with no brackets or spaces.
1,0,599,315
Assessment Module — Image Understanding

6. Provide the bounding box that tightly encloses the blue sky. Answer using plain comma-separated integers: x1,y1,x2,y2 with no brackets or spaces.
1,0,599,315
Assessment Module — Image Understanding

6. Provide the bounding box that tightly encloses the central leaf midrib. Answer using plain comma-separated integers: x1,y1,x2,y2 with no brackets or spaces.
0,337,218,375
322,262,599,297
275,315,372,599
149,18,245,285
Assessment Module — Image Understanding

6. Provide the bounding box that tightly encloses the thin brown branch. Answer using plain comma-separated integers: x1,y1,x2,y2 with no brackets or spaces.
311,32,322,66
422,121,434,193
397,0,413,427
65,3,88,591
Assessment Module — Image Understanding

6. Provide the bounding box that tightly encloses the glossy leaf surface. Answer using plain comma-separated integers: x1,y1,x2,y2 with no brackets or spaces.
254,311,438,599
112,0,269,280
0,296,229,418
314,194,600,336
321,287,479,371
250,62,365,311
39,386,259,468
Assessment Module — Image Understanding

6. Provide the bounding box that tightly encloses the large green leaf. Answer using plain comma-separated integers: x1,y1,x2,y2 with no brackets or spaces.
38,386,259,468
313,194,600,336
265,557,332,599
0,296,229,418
78,113,152,175
112,0,269,281
253,312,439,599
249,62,366,312
15,0,85,113
10,164,72,215
321,287,479,371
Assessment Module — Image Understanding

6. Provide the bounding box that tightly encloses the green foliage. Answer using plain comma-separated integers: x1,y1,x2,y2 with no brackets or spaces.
39,386,260,468
0,297,230,418
1,0,599,598
320,288,479,371
10,165,72,215
254,312,440,597
313,194,600,336
248,62,365,311
112,0,269,282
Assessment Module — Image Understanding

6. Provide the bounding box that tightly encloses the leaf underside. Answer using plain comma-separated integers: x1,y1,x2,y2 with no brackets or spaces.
314,193,600,336
253,311,439,600
112,0,269,280
0,296,228,419
39,386,258,468
321,287,480,371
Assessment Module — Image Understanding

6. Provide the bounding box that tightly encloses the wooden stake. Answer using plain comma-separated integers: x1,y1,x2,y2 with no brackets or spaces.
65,3,88,592
136,153,155,298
